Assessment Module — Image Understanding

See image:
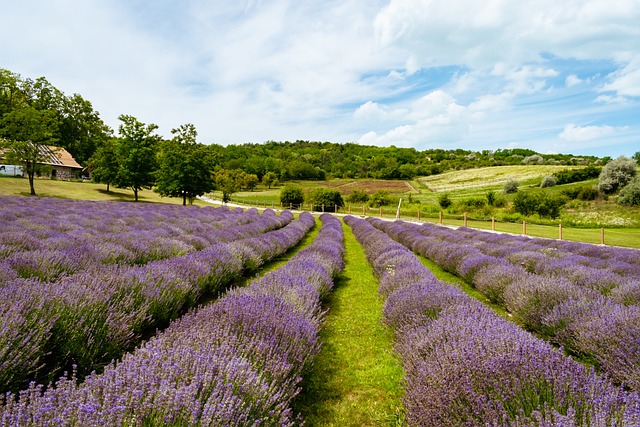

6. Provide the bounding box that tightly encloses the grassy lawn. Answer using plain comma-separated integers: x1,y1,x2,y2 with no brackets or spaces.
295,223,405,426
0,176,206,205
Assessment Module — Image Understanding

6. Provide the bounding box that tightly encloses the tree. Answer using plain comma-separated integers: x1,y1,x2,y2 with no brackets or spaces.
243,173,259,191
89,138,118,191
59,94,111,165
307,188,344,212
213,169,243,203
280,185,304,208
633,151,640,165
438,193,453,210
262,171,278,189
114,115,160,201
0,105,58,195
618,176,640,206
598,156,637,194
155,124,215,205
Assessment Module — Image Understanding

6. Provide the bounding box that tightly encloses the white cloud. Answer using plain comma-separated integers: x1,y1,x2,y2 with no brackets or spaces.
559,123,622,142
601,60,640,97
566,74,583,87
1,0,638,157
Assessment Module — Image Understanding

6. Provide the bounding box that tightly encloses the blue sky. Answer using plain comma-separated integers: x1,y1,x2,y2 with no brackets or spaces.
2,0,639,157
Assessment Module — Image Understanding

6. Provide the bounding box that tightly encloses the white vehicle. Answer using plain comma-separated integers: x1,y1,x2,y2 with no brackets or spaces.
0,164,24,177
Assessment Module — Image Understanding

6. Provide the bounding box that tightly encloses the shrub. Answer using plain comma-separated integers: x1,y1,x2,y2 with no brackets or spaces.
537,193,568,219
368,190,394,208
577,187,600,201
513,190,566,219
553,166,601,185
522,154,543,164
437,193,452,210
540,175,557,188
513,190,541,216
307,188,344,212
486,190,496,206
503,179,519,194
347,189,369,204
617,176,640,206
598,156,637,194
280,185,304,207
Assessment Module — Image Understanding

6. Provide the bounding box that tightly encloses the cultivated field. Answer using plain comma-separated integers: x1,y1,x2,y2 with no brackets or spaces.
1,192,639,425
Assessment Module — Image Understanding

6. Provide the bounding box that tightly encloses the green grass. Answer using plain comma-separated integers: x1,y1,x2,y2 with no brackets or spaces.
0,176,206,204
295,223,405,426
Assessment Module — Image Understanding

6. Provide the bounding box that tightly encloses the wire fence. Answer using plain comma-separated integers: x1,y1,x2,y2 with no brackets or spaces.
220,196,640,249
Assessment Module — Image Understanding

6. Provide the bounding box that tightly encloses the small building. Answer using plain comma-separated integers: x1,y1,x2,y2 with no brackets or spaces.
39,145,83,180
0,144,83,180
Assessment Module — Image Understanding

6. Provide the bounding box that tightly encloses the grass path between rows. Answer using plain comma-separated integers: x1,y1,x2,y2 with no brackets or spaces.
295,223,405,426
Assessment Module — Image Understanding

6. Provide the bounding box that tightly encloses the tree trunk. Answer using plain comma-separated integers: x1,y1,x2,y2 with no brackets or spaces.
183,193,187,206
28,172,36,196
133,188,139,202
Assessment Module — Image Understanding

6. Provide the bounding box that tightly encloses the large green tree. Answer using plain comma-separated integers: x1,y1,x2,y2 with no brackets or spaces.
114,115,160,201
0,105,58,195
89,137,119,192
155,123,215,205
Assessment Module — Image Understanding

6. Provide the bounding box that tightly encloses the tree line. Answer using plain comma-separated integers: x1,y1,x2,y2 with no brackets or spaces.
2,68,622,203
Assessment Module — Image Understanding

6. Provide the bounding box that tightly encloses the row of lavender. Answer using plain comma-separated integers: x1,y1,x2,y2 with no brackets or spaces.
0,213,344,426
1,200,305,393
345,215,639,427
369,218,640,390
0,195,268,277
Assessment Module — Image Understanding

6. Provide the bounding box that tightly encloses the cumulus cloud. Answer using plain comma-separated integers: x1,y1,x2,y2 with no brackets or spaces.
559,124,622,142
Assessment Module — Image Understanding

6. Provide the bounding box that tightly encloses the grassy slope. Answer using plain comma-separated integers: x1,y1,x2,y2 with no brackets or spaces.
0,176,205,205
295,223,405,426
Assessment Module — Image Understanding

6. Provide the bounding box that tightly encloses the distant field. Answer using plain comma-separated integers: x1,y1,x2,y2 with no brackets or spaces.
418,165,578,192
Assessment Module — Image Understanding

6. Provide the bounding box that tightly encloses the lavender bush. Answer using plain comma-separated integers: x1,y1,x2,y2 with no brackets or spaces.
345,215,640,426
0,213,344,426
0,196,307,393
367,217,640,390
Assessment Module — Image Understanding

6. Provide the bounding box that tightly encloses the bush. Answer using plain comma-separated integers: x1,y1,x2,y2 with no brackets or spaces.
307,188,344,212
437,193,452,210
486,190,496,206
540,175,557,188
457,197,487,210
513,190,566,219
537,193,567,219
503,179,519,194
280,185,304,208
513,190,541,216
598,156,637,194
577,187,600,201
553,166,601,185
618,176,640,206
368,190,394,208
347,189,370,204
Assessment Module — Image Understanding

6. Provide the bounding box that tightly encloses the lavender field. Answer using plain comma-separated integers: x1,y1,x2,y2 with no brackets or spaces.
1,194,640,426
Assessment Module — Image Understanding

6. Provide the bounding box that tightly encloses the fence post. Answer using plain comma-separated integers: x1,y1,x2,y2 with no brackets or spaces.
491,217,495,231
418,210,421,221
464,212,467,227
322,204,325,213
523,220,527,236
363,205,366,216
601,228,605,245
290,203,292,210
334,204,337,213
379,206,382,218
559,223,563,240
272,201,274,209
439,211,443,224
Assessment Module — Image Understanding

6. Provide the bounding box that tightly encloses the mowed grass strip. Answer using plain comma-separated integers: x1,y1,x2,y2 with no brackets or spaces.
295,223,405,426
